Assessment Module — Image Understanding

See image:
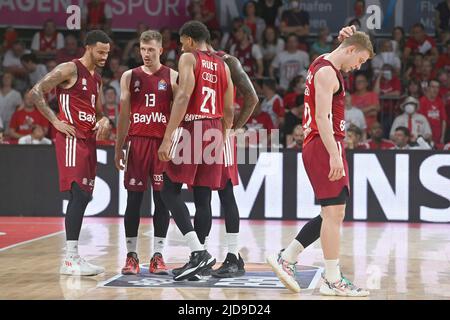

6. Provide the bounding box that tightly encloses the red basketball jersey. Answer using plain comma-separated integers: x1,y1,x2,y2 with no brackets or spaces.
184,50,228,122
128,65,173,138
56,59,101,139
303,55,346,147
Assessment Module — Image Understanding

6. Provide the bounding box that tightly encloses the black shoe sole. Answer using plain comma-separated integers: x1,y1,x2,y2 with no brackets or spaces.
211,269,245,278
173,257,216,281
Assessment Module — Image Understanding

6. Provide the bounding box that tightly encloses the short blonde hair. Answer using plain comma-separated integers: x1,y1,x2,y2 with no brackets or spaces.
341,31,375,59
140,30,162,44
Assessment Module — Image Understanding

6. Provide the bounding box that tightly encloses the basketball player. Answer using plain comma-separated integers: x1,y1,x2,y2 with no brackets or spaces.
115,30,178,275
158,21,234,281
30,30,112,276
194,44,258,278
267,30,374,296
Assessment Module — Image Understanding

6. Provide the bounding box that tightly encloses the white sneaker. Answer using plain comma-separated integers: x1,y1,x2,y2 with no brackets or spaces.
266,250,300,293
320,273,370,297
60,255,105,276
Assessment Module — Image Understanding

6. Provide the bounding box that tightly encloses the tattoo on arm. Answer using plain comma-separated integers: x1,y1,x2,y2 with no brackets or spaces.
224,56,258,129
30,62,76,123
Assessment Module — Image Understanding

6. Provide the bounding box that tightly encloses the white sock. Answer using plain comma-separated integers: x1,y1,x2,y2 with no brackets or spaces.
324,259,341,283
66,241,78,257
126,237,137,253
153,237,166,254
203,236,209,250
184,231,204,252
281,239,304,264
225,233,239,258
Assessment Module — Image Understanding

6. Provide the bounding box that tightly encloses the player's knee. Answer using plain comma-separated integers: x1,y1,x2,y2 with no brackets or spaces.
322,208,345,223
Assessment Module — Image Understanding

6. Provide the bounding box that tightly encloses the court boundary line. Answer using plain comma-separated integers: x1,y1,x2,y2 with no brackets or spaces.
0,231,65,252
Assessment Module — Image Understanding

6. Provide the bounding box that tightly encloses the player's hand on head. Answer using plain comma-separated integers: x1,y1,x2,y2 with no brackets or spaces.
54,119,76,137
328,154,344,181
338,25,356,43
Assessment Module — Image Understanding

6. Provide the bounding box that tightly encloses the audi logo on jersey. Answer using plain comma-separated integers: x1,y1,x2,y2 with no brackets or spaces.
202,72,217,84
153,174,163,183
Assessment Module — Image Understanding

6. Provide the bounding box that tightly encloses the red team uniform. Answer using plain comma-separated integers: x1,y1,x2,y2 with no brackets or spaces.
55,59,101,194
302,56,350,200
124,65,173,192
166,50,228,189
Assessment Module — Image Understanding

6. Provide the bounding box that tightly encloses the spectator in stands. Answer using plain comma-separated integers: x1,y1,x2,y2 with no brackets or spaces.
366,122,396,150
435,40,450,72
230,25,264,78
1,27,18,56
374,64,402,130
55,34,84,64
0,126,3,144
126,43,144,69
436,70,450,116
403,23,438,63
222,18,244,52
390,96,432,142
345,125,368,150
245,99,275,146
310,27,332,59
280,0,310,43
261,79,284,127
352,72,380,131
418,59,434,83
344,91,367,138
82,0,112,31
405,79,423,99
435,0,450,41
30,19,64,61
372,40,402,75
8,91,49,141
122,22,149,63
419,79,448,146
392,126,432,150
18,124,52,145
0,72,22,132
260,26,285,76
283,75,305,110
284,94,304,147
104,86,119,125
188,0,219,31
2,41,29,91
20,53,48,87
109,66,127,105
391,26,406,58
46,60,57,72
160,27,178,64
344,0,372,34
243,1,266,43
405,52,424,82
270,33,309,91
257,0,283,26
209,30,223,51
286,125,304,150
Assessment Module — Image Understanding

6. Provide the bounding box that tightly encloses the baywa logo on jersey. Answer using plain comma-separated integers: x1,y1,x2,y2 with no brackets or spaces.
134,80,140,93
158,79,167,91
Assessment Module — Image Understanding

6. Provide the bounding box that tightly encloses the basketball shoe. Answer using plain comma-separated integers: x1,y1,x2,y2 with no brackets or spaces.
173,250,216,281
211,253,245,278
121,252,140,275
320,273,370,297
266,249,300,293
149,252,168,275
60,255,105,276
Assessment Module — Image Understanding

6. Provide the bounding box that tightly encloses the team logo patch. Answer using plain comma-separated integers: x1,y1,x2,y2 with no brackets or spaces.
99,264,322,291
82,78,87,91
82,178,88,185
129,178,136,186
158,79,167,91
134,80,140,92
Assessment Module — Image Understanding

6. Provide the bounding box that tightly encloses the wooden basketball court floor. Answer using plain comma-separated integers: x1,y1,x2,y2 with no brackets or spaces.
1,217,450,300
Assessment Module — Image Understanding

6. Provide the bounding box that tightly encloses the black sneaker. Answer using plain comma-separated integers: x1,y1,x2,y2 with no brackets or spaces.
211,253,246,278
173,250,216,281
172,264,208,280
